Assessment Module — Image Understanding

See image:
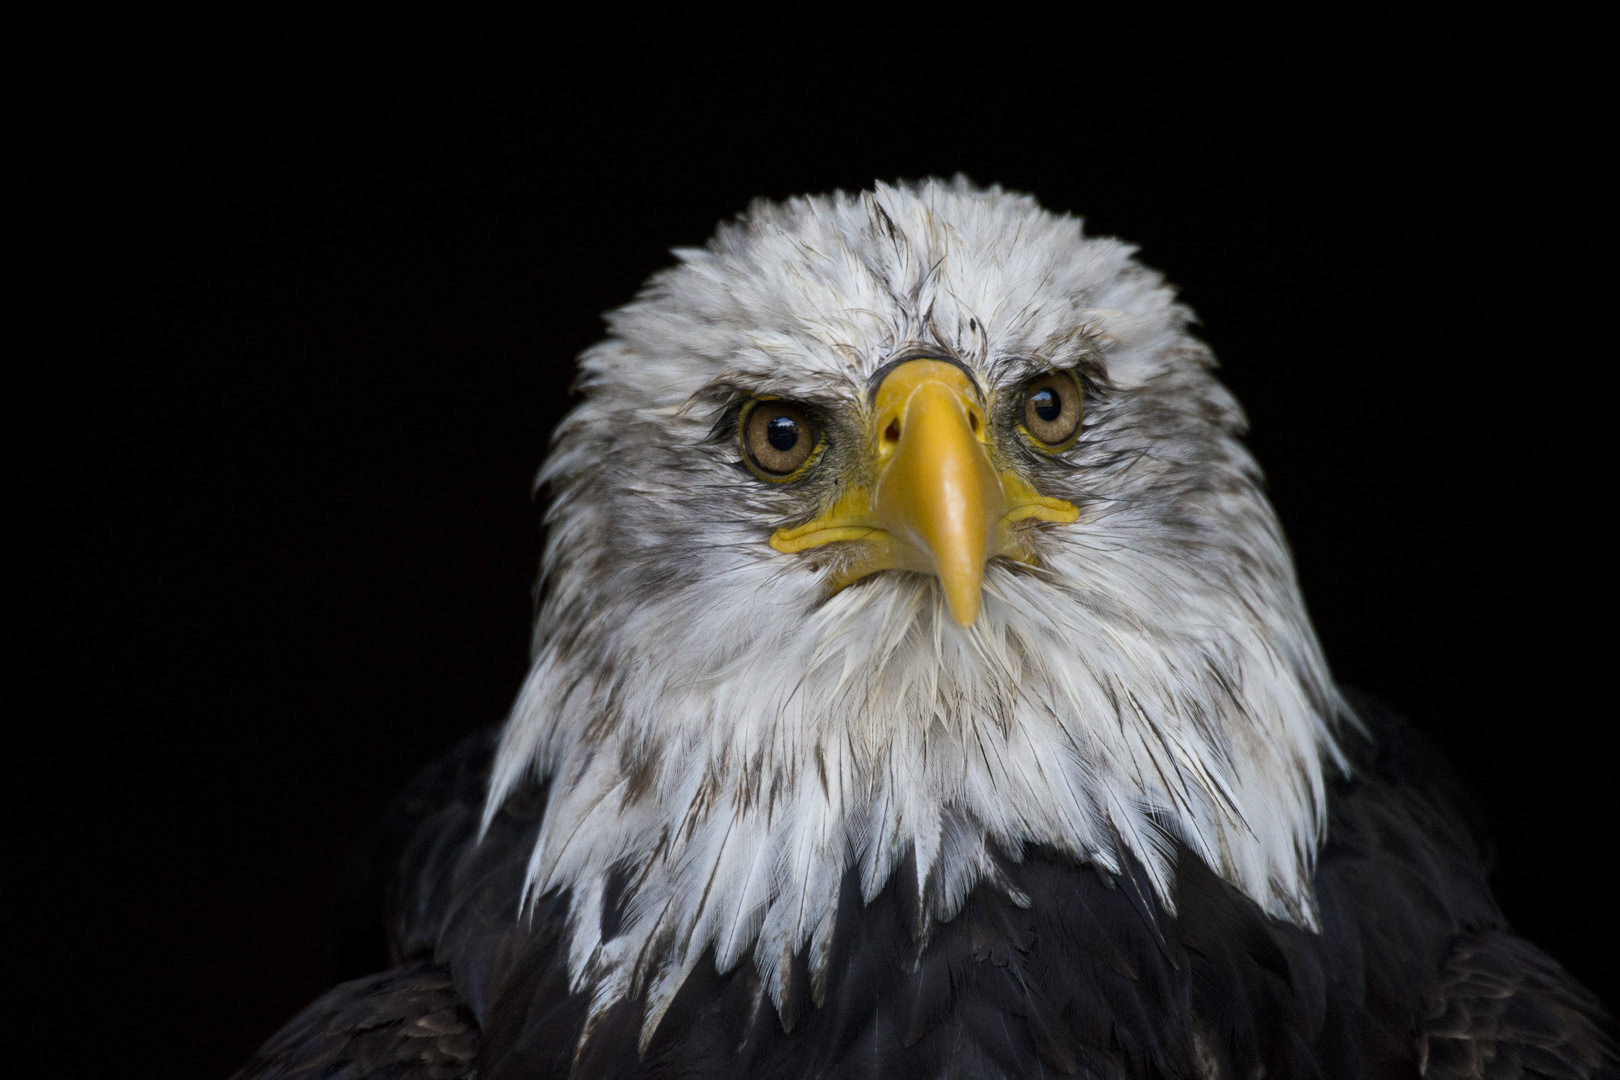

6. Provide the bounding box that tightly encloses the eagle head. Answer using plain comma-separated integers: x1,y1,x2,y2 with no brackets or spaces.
484,178,1344,1041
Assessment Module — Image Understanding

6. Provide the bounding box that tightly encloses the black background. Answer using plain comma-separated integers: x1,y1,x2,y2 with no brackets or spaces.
21,23,1612,1078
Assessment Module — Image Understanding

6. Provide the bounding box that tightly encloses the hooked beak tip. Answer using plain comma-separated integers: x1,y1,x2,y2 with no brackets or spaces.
944,586,982,627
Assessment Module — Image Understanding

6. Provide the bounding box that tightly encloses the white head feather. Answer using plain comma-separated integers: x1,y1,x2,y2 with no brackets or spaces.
483,177,1346,1044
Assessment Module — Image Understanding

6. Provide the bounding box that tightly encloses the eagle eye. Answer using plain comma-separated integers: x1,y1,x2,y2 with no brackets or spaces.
1019,371,1083,449
742,400,819,480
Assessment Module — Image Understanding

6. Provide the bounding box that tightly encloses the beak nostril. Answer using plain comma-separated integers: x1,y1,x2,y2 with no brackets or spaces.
968,411,981,435
884,419,901,443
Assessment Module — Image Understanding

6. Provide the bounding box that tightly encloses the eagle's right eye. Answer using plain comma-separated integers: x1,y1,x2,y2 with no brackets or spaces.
742,400,819,480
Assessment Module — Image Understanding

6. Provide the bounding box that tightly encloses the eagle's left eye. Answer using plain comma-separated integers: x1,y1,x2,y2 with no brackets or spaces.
1019,370,1083,450
742,400,819,480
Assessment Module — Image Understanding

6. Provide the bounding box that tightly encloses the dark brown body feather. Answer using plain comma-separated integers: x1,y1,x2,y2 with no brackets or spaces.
236,692,1616,1078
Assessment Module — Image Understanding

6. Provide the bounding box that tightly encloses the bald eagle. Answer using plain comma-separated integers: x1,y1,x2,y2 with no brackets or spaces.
236,180,1615,1079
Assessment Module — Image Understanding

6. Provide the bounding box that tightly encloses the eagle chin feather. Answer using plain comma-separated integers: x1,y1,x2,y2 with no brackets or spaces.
482,177,1346,1039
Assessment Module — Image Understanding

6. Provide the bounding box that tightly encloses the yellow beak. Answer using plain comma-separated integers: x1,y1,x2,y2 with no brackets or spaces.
770,359,1078,626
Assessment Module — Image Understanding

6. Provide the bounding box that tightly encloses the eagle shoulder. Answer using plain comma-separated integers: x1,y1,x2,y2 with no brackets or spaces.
230,960,478,1080
1421,932,1618,1080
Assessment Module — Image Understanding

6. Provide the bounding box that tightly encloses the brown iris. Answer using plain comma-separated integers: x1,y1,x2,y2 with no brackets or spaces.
742,400,818,479
1020,371,1083,449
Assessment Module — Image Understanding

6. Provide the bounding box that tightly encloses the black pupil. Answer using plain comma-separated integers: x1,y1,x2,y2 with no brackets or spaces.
1031,388,1061,423
766,415,800,451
